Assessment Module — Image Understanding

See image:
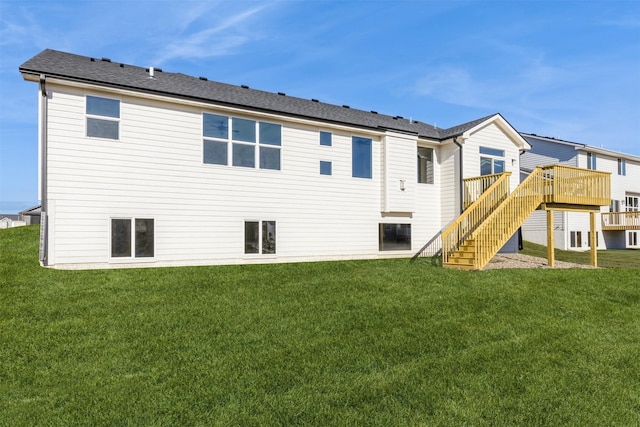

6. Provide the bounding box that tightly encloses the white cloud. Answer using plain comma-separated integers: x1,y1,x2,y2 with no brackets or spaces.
152,4,270,64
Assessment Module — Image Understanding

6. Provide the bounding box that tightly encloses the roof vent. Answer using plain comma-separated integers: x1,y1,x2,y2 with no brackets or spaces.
101,57,111,62
393,117,398,120
342,105,350,109
241,85,249,89
148,67,155,79
90,58,95,62
278,92,286,96
199,76,208,81
119,63,124,68
155,68,163,72
371,111,378,114
396,116,404,119
311,99,319,102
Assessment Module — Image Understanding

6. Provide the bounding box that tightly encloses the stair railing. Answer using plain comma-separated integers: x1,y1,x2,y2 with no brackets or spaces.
469,167,548,269
441,172,512,265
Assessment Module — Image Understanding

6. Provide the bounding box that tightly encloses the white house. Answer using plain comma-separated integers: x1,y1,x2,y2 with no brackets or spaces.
20,49,538,269
520,134,640,250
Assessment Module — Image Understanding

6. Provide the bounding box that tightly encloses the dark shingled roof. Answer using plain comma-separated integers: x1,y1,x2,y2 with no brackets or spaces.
20,49,496,140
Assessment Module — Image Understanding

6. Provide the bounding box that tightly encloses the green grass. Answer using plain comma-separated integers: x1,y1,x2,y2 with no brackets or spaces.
2,226,640,426
521,240,640,268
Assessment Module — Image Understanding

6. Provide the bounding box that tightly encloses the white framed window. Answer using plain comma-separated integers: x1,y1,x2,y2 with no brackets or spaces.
479,146,505,175
111,218,154,258
244,220,276,255
618,158,626,176
629,232,638,247
587,231,599,247
417,146,434,184
86,95,120,139
320,160,332,175
320,131,332,146
587,152,596,170
203,113,281,170
352,136,372,179
570,231,582,248
626,195,639,212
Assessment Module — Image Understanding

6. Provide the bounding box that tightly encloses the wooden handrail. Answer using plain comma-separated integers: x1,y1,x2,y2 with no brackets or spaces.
463,173,503,208
440,165,611,270
441,172,511,264
469,167,547,269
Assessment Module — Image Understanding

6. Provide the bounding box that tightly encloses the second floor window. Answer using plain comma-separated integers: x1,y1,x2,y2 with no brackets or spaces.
86,95,120,140
587,152,596,170
618,158,626,176
480,146,505,175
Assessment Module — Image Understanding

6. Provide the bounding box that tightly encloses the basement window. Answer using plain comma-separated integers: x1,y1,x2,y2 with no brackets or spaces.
379,223,411,251
86,95,120,139
111,218,154,258
570,231,582,248
245,220,276,254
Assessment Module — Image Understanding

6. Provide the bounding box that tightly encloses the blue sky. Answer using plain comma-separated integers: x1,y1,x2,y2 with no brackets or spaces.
1,0,639,213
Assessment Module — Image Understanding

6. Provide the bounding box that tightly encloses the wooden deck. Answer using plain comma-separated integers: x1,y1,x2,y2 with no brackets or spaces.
444,165,611,270
601,212,640,230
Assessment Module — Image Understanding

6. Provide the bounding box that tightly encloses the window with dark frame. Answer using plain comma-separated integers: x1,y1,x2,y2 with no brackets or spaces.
111,218,154,258
379,223,411,251
244,220,276,255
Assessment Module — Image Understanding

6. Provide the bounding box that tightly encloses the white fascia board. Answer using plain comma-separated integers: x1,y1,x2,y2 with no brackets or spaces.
575,145,640,163
462,114,531,151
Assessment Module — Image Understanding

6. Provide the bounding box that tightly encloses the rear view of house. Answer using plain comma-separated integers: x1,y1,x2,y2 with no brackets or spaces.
22,49,609,270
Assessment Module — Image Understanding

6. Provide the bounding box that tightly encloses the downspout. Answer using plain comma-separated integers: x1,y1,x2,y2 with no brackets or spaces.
39,74,48,266
453,137,463,213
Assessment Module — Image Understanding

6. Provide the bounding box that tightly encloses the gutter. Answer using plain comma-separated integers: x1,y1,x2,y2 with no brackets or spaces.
39,74,48,266
453,137,464,213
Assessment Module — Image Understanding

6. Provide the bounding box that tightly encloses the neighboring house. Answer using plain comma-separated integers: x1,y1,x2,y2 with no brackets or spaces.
520,133,640,250
19,205,42,225
0,215,26,229
20,49,608,270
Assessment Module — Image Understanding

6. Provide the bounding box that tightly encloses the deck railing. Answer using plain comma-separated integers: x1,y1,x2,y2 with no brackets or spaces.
542,165,611,206
463,173,504,209
601,211,640,230
441,172,511,264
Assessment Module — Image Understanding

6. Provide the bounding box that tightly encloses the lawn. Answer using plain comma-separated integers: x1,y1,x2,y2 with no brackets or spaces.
1,226,639,426
521,240,640,268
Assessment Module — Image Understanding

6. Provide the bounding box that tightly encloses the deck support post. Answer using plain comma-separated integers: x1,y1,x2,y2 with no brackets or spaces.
546,209,555,268
590,212,598,267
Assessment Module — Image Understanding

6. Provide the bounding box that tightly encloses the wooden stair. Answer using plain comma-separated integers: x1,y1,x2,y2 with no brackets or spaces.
440,165,611,271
